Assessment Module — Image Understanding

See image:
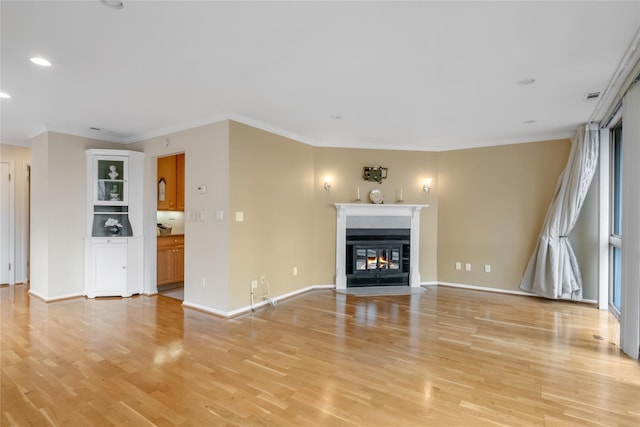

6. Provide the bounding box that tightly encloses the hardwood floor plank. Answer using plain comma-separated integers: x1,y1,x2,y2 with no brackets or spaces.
3,284,640,426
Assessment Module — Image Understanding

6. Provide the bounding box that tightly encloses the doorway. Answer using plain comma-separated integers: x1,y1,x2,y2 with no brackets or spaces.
156,153,185,301
1,161,13,285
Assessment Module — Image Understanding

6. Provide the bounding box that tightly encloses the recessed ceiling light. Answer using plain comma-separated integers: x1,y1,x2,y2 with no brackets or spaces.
524,120,537,124
517,78,536,86
30,57,52,67
0,92,11,99
99,0,124,10
330,115,342,120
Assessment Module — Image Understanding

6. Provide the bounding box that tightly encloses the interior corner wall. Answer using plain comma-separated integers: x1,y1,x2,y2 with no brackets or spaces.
312,147,439,286
28,133,49,297
228,121,314,311
437,139,571,292
129,120,230,312
0,143,31,283
29,132,121,299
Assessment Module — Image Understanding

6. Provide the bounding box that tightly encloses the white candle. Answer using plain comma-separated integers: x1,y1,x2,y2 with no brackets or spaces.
357,187,360,199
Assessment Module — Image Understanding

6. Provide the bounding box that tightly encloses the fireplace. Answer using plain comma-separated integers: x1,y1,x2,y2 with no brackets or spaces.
334,203,429,290
346,228,410,287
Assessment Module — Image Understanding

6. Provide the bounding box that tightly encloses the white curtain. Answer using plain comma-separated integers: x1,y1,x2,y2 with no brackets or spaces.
519,124,599,300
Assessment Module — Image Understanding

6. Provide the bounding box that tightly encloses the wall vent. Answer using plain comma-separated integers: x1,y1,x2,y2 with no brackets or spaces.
584,91,601,101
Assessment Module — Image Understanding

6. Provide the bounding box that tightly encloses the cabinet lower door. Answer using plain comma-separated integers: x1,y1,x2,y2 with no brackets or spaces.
175,245,184,282
157,246,176,285
93,241,127,293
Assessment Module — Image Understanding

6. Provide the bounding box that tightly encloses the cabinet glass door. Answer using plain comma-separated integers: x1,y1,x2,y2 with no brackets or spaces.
95,157,128,205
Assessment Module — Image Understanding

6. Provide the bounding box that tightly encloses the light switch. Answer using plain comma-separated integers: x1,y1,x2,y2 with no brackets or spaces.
196,185,207,194
215,210,224,221
235,211,244,222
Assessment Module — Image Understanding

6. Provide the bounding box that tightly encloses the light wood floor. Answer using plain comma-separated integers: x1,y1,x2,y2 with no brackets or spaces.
2,284,639,426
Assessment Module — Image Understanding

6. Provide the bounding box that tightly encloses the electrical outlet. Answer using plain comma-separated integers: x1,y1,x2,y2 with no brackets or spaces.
455,262,461,270
251,280,258,290
260,275,265,285
484,264,491,273
201,277,206,288
465,263,471,272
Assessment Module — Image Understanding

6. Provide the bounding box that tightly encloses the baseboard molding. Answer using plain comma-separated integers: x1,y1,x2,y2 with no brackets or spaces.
421,281,439,286
183,284,336,319
182,301,228,318
437,281,597,304
28,289,83,302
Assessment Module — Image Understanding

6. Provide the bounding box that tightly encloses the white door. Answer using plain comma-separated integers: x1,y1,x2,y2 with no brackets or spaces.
0,162,10,284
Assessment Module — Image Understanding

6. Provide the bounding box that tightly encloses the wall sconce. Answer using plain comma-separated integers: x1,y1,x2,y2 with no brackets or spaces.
423,178,432,193
324,176,332,191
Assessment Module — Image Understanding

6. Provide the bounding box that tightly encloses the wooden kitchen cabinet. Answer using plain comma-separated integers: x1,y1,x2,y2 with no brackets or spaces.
176,153,185,210
157,154,184,211
157,235,184,285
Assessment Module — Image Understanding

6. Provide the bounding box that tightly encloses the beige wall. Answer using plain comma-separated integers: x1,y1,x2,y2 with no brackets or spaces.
24,121,590,309
437,139,571,292
312,147,439,285
28,133,48,296
130,121,230,311
30,133,121,299
0,143,31,283
228,121,315,310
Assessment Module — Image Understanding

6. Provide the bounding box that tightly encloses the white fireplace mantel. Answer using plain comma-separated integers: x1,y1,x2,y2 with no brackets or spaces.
334,203,429,290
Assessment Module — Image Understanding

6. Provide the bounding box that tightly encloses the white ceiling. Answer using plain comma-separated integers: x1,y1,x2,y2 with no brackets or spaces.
2,1,640,151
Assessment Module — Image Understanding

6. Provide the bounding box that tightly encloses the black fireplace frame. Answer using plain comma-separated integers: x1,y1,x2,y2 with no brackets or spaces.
345,228,410,287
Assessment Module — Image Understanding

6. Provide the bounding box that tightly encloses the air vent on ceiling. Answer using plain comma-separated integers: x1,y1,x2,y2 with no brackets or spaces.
584,91,601,102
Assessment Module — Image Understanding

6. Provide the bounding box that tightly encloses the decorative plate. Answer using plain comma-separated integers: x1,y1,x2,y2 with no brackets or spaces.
369,188,383,204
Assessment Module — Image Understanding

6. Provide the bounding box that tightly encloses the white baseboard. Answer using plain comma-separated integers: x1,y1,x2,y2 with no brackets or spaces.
183,284,336,318
182,300,229,317
421,281,439,286
437,281,597,304
28,289,83,302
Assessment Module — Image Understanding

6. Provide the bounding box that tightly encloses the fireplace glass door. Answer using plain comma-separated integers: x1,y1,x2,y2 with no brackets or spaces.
356,247,400,271
345,228,410,287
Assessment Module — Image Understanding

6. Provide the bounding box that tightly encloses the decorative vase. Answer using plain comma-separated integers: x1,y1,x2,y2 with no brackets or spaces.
108,227,120,236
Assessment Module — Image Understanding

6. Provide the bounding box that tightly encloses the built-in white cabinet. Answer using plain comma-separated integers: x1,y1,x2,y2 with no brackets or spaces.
84,149,144,298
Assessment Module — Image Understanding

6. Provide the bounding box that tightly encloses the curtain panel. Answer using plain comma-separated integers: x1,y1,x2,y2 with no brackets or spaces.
519,124,599,300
